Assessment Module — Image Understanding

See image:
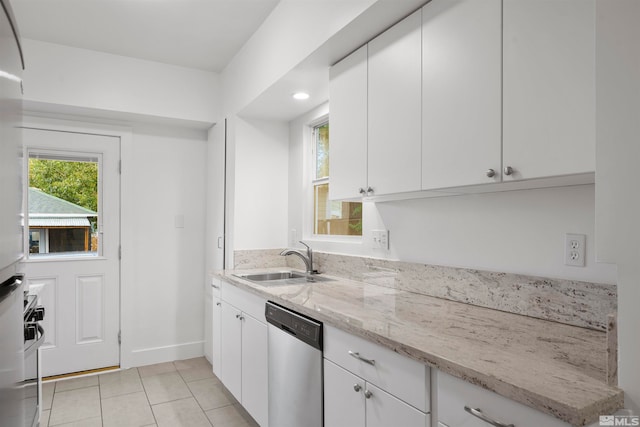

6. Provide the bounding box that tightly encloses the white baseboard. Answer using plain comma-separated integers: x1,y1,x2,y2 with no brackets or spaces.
128,341,204,368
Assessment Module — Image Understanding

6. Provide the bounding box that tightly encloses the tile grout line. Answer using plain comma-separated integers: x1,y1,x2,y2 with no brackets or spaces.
138,367,159,427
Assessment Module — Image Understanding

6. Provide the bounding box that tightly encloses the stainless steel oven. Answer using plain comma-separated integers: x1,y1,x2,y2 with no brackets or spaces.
23,284,45,427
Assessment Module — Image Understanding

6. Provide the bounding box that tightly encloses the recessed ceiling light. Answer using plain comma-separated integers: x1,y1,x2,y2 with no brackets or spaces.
292,92,310,100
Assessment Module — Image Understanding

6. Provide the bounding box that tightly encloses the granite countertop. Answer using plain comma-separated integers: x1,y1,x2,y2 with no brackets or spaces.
215,268,623,426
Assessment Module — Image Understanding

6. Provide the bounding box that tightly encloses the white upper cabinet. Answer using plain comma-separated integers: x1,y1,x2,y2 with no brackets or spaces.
503,0,596,180
421,0,502,190
329,0,596,200
368,9,422,196
329,45,368,201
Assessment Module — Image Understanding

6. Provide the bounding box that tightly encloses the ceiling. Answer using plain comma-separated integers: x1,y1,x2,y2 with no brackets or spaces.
11,0,279,72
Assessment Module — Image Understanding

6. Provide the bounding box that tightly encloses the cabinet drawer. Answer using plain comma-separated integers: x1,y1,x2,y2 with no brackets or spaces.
324,325,430,412
437,371,570,427
220,281,266,322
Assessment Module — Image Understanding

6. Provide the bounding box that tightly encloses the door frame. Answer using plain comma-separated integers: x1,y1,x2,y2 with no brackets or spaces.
21,115,136,369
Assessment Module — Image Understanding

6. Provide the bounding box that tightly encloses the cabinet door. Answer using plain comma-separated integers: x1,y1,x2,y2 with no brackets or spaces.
220,302,242,402
329,45,368,201
211,295,222,377
324,359,365,427
503,0,595,180
366,382,429,427
422,0,502,189
368,9,422,196
241,314,268,427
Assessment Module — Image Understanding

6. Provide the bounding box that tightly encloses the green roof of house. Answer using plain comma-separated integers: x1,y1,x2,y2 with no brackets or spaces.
28,188,97,216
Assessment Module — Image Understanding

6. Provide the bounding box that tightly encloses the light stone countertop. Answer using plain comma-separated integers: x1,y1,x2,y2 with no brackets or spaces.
215,268,623,426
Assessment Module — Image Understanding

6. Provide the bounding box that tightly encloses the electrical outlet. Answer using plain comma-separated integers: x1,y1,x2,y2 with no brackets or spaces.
372,230,389,250
564,233,586,267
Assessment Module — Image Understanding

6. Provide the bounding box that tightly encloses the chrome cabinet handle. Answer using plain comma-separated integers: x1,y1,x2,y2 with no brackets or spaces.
353,384,361,392
364,390,373,399
464,406,514,427
216,302,221,306
211,284,220,289
236,314,244,320
366,186,374,195
359,187,366,195
503,166,514,176
486,169,496,178
348,350,375,366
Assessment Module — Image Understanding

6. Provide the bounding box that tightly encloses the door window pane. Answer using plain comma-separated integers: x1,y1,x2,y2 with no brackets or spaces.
28,154,99,258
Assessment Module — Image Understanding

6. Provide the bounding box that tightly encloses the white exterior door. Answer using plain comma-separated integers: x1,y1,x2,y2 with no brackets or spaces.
23,128,120,377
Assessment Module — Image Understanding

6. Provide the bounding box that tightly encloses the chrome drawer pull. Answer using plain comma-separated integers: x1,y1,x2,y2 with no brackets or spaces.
464,406,514,427
348,350,375,366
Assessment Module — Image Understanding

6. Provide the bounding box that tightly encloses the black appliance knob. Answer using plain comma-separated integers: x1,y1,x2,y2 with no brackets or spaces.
30,306,45,321
24,323,37,341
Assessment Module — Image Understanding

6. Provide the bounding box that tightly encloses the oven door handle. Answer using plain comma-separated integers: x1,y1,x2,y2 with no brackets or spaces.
24,324,45,357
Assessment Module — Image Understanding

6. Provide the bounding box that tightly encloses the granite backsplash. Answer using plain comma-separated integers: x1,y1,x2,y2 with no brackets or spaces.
233,249,617,331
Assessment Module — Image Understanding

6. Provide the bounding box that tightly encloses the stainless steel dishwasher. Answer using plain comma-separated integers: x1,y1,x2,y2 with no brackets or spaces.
265,301,323,427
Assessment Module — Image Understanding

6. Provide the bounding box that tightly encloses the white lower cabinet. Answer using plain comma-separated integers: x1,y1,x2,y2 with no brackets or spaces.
219,281,268,427
324,360,365,427
437,371,573,427
211,279,221,377
325,360,428,427
324,325,430,427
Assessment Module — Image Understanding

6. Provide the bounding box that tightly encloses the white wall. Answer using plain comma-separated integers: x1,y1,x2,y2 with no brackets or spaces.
288,104,617,285
22,40,220,125
221,0,376,115
229,116,290,252
128,124,208,365
595,0,640,413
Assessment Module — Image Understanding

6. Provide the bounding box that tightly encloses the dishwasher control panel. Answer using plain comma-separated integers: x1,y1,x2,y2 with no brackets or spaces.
265,301,322,350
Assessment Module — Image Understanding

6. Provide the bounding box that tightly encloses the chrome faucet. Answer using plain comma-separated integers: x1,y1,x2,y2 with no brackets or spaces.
280,241,317,274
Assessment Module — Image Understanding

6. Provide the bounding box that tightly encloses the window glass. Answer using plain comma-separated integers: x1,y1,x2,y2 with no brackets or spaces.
312,122,362,237
28,154,99,258
315,122,329,179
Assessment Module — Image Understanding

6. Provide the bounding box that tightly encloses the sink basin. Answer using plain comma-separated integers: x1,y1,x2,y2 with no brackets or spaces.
233,271,333,286
241,272,307,281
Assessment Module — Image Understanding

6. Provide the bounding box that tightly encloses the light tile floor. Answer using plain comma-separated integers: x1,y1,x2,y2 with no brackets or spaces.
40,357,259,427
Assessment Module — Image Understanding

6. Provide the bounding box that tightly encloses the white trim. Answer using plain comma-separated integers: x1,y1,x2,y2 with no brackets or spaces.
306,117,364,241
129,341,205,367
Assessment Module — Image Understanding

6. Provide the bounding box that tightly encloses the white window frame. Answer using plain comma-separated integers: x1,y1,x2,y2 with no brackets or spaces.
307,115,362,242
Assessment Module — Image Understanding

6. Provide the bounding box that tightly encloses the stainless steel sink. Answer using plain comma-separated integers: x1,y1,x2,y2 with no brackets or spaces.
233,271,332,286
241,272,307,281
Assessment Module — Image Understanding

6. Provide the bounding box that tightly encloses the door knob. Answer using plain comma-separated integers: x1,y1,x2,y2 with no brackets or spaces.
486,169,496,178
364,390,373,399
503,166,514,176
353,384,361,392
